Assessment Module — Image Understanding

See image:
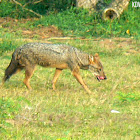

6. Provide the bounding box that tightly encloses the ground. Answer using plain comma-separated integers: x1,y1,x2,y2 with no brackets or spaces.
0,17,139,51
0,17,140,139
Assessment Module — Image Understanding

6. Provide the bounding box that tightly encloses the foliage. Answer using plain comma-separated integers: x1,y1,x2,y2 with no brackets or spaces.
0,0,29,18
42,0,76,11
116,92,140,104
0,0,76,18
32,6,140,38
0,0,139,38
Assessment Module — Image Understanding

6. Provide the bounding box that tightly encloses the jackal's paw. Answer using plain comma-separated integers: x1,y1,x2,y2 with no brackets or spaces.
86,89,92,94
87,92,92,95
26,86,32,91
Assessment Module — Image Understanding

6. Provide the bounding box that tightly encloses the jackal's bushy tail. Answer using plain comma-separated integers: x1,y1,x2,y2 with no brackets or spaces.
2,57,18,83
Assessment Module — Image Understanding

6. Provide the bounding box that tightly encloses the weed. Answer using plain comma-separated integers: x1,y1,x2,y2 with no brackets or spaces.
116,92,140,103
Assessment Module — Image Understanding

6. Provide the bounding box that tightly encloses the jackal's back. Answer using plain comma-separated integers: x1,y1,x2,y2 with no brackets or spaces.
13,43,84,68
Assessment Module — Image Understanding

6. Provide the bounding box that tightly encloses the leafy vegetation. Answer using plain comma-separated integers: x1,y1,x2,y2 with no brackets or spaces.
0,0,76,18
0,0,139,39
32,6,140,38
116,92,140,103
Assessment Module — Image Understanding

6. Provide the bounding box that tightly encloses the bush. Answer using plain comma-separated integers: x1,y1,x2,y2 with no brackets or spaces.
0,0,76,18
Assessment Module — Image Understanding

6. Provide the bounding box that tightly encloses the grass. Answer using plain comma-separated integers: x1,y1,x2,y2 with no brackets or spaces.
28,3,140,38
0,39,140,139
0,1,140,138
0,1,140,40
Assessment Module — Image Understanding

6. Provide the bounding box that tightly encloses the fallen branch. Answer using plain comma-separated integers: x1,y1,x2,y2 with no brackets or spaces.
33,0,43,4
47,37,95,41
11,0,42,18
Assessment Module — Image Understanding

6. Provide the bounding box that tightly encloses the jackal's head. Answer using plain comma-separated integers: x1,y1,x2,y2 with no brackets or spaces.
89,53,107,81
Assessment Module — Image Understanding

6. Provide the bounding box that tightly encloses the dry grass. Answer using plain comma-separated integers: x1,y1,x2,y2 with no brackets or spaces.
0,39,140,139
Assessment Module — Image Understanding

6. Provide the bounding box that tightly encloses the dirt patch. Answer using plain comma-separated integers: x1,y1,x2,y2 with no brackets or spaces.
0,17,39,24
99,38,134,48
0,17,63,39
97,38,140,55
22,25,63,39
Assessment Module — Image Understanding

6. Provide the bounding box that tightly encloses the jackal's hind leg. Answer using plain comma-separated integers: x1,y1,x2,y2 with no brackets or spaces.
52,68,62,90
72,70,91,94
24,65,36,90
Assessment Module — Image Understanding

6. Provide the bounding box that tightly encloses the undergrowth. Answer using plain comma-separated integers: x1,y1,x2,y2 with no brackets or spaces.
0,0,139,39
0,0,76,18
32,6,140,38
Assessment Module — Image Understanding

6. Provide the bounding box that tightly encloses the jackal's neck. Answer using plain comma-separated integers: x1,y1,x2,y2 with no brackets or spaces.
73,48,90,68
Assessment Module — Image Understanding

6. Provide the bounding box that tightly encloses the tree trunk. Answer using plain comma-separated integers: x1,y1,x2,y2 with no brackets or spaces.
76,0,99,9
102,0,130,20
76,0,130,20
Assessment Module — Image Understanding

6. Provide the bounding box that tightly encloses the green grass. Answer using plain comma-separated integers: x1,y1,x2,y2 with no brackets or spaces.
0,1,140,138
0,1,140,39
30,4,140,38
0,39,140,139
0,34,23,55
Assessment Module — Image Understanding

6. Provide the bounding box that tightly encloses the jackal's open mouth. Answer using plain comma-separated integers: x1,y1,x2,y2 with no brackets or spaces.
96,76,106,81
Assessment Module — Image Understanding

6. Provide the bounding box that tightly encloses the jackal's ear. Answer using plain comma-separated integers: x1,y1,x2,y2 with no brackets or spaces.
94,53,100,62
89,55,94,64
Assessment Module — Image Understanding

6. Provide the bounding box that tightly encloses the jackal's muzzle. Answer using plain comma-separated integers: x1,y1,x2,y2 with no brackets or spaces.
89,53,107,82
96,76,107,81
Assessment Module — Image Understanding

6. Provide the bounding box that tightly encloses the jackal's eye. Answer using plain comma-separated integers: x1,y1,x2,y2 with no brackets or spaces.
98,68,102,72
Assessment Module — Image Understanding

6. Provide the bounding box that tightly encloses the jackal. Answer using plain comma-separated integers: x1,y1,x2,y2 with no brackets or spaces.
2,43,106,94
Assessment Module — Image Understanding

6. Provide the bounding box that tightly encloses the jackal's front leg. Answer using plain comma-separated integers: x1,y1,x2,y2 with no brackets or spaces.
72,69,91,94
24,65,36,90
52,68,62,90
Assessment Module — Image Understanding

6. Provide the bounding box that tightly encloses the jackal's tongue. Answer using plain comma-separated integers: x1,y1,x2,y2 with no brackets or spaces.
98,76,105,80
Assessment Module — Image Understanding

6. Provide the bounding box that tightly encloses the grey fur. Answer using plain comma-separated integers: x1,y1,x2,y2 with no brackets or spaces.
13,43,89,70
